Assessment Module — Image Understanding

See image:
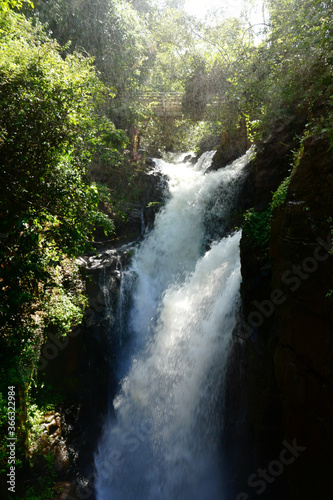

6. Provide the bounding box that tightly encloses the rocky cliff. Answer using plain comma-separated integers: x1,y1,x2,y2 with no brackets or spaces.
270,135,333,499
232,127,333,499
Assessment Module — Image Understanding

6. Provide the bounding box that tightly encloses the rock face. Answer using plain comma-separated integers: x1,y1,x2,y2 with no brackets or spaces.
39,250,124,499
209,121,249,171
235,132,333,499
91,158,167,247
270,136,333,499
109,169,167,245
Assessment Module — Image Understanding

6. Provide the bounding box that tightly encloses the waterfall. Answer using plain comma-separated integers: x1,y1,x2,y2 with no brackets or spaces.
95,149,252,500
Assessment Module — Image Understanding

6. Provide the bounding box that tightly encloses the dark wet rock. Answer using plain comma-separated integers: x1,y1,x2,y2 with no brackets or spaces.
236,131,333,500
269,136,333,499
208,120,249,172
146,157,155,166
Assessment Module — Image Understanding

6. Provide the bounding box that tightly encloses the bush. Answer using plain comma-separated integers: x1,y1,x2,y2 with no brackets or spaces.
243,206,272,258
271,175,292,210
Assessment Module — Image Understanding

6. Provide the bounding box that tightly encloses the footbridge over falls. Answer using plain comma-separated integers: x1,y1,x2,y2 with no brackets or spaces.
134,91,184,119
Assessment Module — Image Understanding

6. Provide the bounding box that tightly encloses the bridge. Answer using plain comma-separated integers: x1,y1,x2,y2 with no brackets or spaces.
116,90,222,121
137,91,184,119
121,91,184,119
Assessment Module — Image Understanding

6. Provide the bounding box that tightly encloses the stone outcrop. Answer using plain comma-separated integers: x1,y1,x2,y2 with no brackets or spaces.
208,120,249,172
91,156,167,247
270,136,333,499
234,129,333,499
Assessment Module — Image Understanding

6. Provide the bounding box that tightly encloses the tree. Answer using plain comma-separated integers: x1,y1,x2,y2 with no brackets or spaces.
230,0,333,137
0,0,33,11
28,0,155,94
0,11,127,436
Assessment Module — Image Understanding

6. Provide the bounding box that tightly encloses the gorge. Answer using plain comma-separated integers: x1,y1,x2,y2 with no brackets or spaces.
79,132,333,500
34,130,333,500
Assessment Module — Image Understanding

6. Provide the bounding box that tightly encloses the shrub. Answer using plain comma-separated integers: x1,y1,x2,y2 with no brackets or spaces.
243,206,272,259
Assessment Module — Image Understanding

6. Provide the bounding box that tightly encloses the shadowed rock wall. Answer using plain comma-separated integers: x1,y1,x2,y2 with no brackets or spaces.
229,131,333,499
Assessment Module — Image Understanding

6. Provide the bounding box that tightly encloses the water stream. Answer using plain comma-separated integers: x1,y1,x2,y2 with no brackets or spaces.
95,150,252,500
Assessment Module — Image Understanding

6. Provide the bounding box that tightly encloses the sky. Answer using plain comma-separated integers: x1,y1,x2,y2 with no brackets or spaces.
183,0,265,26
184,0,244,20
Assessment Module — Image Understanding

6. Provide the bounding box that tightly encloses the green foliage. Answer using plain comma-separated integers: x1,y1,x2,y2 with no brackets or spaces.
271,175,292,210
23,451,57,500
243,206,272,258
26,382,62,445
29,0,154,93
167,0,333,146
21,0,333,153
42,263,87,335
243,142,306,259
270,139,308,211
146,201,162,209
26,403,44,447
147,6,197,93
0,12,129,469
233,0,333,137
24,481,55,500
0,12,113,335
0,0,33,12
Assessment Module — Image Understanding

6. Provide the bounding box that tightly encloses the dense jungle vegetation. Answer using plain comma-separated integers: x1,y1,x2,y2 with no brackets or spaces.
0,0,332,497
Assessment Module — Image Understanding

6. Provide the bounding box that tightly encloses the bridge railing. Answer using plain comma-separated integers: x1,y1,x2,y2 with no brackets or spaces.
115,90,222,119
121,91,184,118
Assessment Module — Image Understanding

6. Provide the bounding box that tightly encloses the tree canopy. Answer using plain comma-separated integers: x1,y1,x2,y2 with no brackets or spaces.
0,10,125,446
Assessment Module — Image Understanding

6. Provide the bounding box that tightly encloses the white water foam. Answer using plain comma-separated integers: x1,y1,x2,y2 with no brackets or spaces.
95,150,252,500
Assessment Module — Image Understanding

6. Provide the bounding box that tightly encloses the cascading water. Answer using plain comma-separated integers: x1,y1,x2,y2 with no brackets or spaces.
95,149,252,500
